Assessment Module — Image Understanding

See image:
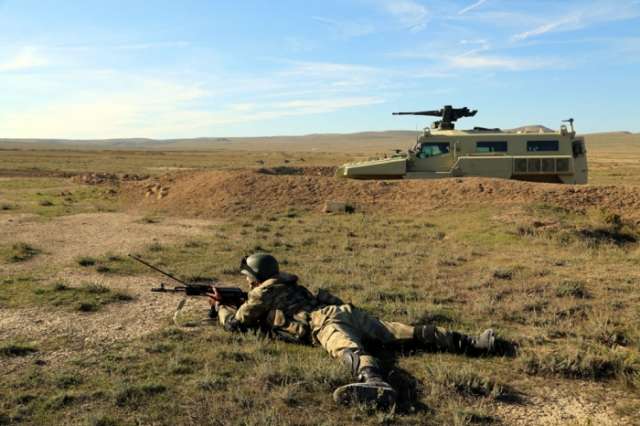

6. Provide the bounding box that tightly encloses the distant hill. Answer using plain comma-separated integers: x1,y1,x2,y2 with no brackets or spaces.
0,130,637,153
0,131,419,153
507,125,555,133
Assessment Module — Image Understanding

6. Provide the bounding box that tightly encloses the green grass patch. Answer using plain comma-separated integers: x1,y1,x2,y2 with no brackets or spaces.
519,208,639,249
1,182,121,218
90,254,143,275
45,392,81,410
77,256,97,266
87,415,120,426
114,382,167,407
1,242,40,263
55,374,83,389
520,345,639,382
24,282,135,312
136,214,163,224
0,343,38,357
555,280,590,298
147,242,164,252
427,365,513,401
451,408,497,425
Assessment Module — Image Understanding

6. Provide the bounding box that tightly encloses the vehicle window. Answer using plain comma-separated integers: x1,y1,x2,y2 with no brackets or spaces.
527,140,559,152
476,141,507,152
418,143,450,158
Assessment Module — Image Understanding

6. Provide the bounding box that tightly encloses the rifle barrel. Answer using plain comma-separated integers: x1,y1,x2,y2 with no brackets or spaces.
128,254,187,285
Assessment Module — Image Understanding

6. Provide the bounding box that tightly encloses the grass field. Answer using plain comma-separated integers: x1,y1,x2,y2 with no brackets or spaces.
1,133,640,425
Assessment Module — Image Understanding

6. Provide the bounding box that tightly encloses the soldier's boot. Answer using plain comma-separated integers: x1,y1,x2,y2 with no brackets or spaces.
333,366,397,408
414,325,506,356
467,328,496,355
332,350,397,408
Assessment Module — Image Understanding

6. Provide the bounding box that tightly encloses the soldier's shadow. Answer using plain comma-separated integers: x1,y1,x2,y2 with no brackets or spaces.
368,340,526,414
368,342,431,414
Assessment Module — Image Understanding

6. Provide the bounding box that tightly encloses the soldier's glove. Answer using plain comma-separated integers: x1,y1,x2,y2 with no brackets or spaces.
207,287,222,312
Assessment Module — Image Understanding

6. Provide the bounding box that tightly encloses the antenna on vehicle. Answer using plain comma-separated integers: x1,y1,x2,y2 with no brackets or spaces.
562,118,575,137
562,118,575,133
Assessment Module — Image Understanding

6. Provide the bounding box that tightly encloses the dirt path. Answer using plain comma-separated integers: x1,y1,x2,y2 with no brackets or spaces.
493,377,639,425
1,212,224,372
0,212,217,274
0,273,214,372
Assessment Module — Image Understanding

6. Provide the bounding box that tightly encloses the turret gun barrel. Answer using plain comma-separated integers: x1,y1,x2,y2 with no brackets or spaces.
393,105,477,130
392,110,442,117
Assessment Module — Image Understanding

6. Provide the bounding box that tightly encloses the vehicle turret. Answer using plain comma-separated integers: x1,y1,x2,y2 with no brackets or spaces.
393,105,477,130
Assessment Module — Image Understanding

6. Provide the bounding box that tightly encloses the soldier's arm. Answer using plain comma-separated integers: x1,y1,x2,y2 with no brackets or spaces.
217,287,271,332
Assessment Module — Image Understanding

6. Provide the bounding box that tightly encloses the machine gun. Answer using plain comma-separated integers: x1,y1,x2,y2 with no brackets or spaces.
393,105,477,130
128,254,248,312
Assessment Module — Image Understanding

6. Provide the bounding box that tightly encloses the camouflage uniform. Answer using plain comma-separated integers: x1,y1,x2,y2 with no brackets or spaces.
217,252,505,407
217,273,466,373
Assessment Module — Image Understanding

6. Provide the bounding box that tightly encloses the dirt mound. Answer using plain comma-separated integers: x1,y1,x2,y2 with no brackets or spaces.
73,172,149,185
121,168,640,220
256,166,335,177
0,169,75,178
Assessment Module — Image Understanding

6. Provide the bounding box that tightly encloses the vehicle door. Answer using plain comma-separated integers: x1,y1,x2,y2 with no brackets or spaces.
413,142,454,172
571,139,588,184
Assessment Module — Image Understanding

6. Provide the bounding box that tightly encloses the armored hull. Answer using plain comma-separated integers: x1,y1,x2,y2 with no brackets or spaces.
337,108,588,184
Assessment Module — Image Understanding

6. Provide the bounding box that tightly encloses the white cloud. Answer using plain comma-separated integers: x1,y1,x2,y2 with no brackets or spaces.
229,103,258,112
315,1,429,35
0,59,387,139
512,1,640,41
0,47,48,72
387,39,554,73
382,0,429,32
282,37,317,53
113,41,190,50
273,97,383,112
177,97,385,130
0,76,211,138
447,54,548,71
512,17,577,41
459,38,491,55
312,16,375,38
0,95,385,138
458,0,488,15
282,60,380,77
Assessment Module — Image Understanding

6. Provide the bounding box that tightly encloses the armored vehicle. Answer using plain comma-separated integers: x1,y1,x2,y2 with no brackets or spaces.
336,106,588,184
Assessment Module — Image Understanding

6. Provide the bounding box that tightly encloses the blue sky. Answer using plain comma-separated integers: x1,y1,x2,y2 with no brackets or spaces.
0,0,639,138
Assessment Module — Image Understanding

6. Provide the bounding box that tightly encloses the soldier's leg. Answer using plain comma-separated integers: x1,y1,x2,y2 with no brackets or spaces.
414,324,500,356
315,321,396,407
350,307,501,356
315,321,377,372
352,308,415,345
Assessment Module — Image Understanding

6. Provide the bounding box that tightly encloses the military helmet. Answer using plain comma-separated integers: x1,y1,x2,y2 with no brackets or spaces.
240,253,279,282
